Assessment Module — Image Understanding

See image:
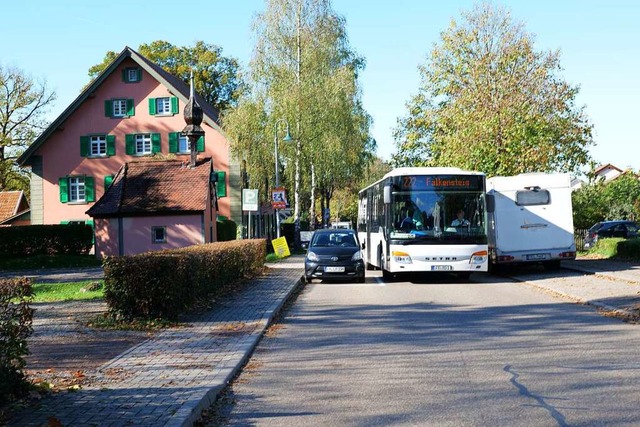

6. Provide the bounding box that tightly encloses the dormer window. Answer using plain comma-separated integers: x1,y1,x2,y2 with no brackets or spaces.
122,67,142,83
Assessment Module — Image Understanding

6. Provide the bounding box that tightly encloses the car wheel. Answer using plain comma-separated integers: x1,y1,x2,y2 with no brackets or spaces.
305,276,313,283
357,276,365,283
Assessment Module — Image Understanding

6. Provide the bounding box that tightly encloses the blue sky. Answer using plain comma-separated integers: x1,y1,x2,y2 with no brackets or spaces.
2,0,638,172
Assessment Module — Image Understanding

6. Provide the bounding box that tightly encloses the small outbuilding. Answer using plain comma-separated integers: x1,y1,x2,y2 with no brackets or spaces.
87,158,218,258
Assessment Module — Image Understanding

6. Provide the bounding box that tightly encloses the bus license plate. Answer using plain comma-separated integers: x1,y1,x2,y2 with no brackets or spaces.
432,265,453,271
325,266,345,273
526,254,546,260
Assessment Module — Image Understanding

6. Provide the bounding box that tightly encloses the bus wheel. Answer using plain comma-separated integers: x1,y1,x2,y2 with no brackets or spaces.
457,272,471,281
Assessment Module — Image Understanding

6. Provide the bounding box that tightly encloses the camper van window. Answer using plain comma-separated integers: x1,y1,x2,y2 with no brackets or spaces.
515,189,550,206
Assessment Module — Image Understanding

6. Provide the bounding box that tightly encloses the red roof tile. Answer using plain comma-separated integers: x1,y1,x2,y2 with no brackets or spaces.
0,191,28,222
87,159,212,218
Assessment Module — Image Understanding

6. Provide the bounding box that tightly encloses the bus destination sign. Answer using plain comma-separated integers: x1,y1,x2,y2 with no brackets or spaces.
396,175,484,191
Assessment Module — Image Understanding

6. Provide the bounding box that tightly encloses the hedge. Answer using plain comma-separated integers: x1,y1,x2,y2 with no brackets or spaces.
103,239,266,320
217,218,237,242
0,278,34,405
0,224,93,257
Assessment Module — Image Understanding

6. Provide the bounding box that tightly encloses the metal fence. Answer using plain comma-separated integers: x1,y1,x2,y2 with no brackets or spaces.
574,228,588,251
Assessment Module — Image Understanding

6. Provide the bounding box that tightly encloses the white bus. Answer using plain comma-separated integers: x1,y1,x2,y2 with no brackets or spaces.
357,167,488,279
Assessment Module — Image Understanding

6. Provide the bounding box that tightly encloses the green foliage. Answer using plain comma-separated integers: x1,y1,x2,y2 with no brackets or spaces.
0,254,101,271
572,173,640,228
585,237,640,260
1,64,56,192
0,277,34,405
88,41,241,112
223,0,373,229
103,240,266,320
0,225,93,257
393,3,593,176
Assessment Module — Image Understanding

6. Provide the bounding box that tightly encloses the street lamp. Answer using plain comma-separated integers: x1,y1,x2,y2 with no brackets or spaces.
274,118,293,238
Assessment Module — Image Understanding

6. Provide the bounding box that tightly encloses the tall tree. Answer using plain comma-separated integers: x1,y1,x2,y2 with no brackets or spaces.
393,2,593,176
88,41,241,111
0,65,56,192
223,0,373,240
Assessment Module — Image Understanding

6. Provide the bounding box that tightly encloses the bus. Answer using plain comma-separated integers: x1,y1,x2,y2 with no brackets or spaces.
357,167,488,279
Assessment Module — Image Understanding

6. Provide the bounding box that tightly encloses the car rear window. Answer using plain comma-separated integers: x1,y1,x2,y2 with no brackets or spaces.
515,188,550,206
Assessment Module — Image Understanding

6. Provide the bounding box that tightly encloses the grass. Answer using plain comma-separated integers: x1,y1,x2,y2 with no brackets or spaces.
30,280,104,303
581,237,640,261
0,254,102,271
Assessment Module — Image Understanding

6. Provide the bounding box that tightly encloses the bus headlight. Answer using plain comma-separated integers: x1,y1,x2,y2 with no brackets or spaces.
470,250,488,264
392,251,412,264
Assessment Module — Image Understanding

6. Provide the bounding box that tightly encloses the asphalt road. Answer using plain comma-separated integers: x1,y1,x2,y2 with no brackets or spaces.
208,269,640,427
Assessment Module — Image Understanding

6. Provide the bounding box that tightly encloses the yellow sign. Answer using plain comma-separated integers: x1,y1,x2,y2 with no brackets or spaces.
271,236,290,258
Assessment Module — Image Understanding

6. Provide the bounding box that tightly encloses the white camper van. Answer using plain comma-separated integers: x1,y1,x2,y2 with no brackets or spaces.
486,173,576,269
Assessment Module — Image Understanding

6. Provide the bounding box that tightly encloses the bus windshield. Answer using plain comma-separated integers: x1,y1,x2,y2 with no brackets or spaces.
390,190,487,244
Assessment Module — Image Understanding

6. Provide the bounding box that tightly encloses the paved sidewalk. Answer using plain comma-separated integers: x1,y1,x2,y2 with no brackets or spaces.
514,258,640,318
8,257,304,427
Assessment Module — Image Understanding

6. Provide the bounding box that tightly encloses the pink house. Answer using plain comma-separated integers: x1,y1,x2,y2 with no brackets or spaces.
17,47,242,254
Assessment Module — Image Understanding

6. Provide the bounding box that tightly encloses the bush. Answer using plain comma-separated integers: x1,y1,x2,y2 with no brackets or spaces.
103,239,266,320
0,225,93,257
217,218,237,242
617,238,640,260
0,278,34,405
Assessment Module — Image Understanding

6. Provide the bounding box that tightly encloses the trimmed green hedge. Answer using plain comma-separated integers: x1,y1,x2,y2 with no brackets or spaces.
617,238,640,260
0,278,34,405
0,224,93,257
103,239,266,320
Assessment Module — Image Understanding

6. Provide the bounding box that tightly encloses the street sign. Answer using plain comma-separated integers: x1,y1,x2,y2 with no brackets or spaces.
242,189,259,212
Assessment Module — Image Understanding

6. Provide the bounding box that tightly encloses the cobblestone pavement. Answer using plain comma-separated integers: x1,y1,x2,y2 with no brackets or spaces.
7,258,304,427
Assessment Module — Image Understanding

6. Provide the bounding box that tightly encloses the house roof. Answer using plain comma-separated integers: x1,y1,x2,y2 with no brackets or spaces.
87,158,213,218
0,191,29,222
18,46,222,167
593,163,623,175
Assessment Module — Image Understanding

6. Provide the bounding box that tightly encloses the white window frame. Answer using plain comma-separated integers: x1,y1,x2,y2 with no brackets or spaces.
178,134,189,153
112,99,128,117
135,134,152,155
90,135,107,156
156,97,172,115
152,227,167,244
69,177,86,203
127,68,139,82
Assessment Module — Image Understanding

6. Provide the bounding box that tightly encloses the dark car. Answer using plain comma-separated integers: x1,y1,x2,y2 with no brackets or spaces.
304,229,365,283
584,220,639,249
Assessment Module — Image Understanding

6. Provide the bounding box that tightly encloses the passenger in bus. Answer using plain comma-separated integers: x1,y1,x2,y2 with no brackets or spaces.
451,209,470,227
401,209,417,231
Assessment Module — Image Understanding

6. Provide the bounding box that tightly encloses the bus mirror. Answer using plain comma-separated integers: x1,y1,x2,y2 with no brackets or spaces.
486,194,495,213
383,185,391,204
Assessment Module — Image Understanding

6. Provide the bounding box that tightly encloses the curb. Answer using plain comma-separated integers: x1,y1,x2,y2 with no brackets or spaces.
170,276,304,427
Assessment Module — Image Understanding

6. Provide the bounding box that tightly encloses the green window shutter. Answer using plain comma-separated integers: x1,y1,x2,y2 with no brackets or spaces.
104,175,114,190
60,220,70,225
104,100,113,118
151,133,161,153
126,99,135,116
121,69,126,82
80,136,89,157
171,97,179,114
125,134,135,155
216,171,227,198
196,136,204,152
59,177,69,203
136,68,142,82
168,132,179,153
85,177,95,202
106,135,116,156
148,98,156,115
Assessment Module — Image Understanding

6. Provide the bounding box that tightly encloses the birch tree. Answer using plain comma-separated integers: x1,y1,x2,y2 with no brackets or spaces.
223,0,372,240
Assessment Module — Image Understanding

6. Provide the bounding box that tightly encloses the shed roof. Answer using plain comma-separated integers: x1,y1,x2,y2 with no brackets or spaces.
0,191,29,222
87,158,212,218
